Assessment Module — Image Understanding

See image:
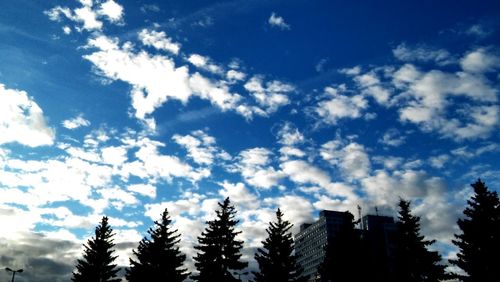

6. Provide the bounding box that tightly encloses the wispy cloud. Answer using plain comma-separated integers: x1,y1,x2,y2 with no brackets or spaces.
268,12,290,30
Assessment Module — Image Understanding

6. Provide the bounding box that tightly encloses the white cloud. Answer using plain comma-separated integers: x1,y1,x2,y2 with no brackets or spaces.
127,183,156,198
100,146,127,166
139,29,180,55
379,128,406,147
393,43,452,65
226,69,246,82
126,137,210,183
84,35,192,125
62,114,90,129
237,148,284,189
98,0,124,23
276,122,305,145
244,76,294,115
187,54,223,75
391,63,499,140
45,6,73,22
172,130,218,165
189,72,242,112
45,0,125,32
315,85,368,124
63,26,72,34
268,12,290,30
460,48,500,73
429,154,450,169
320,140,371,180
218,181,259,210
0,84,55,147
74,4,103,31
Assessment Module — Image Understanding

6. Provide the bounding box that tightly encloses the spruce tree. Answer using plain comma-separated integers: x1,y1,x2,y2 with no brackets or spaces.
450,179,500,282
394,199,447,282
192,197,248,282
72,216,120,282
253,208,306,282
317,211,366,282
126,208,189,282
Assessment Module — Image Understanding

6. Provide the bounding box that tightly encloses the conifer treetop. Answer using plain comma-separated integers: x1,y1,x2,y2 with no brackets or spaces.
450,179,500,282
72,216,120,282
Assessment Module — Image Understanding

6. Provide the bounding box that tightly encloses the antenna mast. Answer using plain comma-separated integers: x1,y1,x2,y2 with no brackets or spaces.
357,205,364,230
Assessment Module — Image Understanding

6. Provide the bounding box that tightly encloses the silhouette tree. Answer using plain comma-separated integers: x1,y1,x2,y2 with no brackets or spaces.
393,199,447,282
72,216,120,282
253,208,306,282
192,197,248,282
126,208,189,282
317,211,366,282
450,179,500,282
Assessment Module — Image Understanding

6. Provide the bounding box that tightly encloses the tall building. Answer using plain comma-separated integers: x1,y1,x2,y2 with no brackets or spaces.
294,210,397,282
362,214,398,280
294,210,352,281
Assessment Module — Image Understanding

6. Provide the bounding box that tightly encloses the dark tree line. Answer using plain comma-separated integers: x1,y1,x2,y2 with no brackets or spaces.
71,179,500,282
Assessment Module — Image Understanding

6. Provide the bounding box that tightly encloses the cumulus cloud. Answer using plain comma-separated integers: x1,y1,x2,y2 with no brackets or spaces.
379,128,406,147
315,85,368,124
84,35,191,127
187,54,223,75
218,181,259,210
62,114,91,129
393,63,499,140
280,159,357,201
320,140,371,180
236,148,284,189
0,84,55,147
460,48,500,73
139,29,181,55
276,122,305,146
98,0,124,23
268,12,290,30
123,137,210,183
45,0,124,31
332,45,500,141
172,130,221,165
244,76,294,115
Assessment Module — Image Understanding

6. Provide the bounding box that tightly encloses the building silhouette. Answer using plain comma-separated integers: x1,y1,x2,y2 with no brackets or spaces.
294,210,396,282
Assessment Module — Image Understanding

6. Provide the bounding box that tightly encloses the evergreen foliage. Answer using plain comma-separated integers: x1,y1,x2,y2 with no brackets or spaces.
253,208,306,282
317,211,366,282
126,208,189,282
72,216,120,282
394,199,447,282
192,197,248,282
450,179,500,282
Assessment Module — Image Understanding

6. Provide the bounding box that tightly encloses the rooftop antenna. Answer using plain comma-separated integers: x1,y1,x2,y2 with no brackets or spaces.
357,205,364,230
375,206,379,216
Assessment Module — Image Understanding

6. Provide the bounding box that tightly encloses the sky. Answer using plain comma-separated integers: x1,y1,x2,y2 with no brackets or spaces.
0,0,499,280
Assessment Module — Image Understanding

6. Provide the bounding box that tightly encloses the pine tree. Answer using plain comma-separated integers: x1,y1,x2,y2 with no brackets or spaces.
192,197,248,282
126,208,189,282
253,208,306,282
394,199,447,282
72,216,120,282
317,211,366,282
450,179,500,282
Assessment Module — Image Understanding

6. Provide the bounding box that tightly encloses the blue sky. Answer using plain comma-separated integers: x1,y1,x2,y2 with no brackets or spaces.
0,0,499,280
